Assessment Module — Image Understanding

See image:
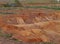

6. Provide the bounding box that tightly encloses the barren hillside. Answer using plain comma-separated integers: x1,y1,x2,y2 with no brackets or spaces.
0,9,60,44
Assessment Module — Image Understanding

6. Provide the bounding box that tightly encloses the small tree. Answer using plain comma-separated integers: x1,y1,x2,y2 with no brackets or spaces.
3,3,11,7
15,0,23,7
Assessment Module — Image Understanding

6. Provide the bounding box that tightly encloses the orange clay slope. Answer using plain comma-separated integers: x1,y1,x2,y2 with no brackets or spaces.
0,10,60,43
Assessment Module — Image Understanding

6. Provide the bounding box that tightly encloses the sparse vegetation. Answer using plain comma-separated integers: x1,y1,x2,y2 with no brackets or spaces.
0,30,12,38
1,0,23,7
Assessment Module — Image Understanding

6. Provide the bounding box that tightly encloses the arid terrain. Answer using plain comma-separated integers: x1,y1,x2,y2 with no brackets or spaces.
0,8,60,44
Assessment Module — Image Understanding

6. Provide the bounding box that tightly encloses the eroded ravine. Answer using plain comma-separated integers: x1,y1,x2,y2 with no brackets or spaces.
0,9,60,44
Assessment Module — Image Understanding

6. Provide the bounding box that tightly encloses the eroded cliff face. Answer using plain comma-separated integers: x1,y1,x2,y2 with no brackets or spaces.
0,9,60,44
